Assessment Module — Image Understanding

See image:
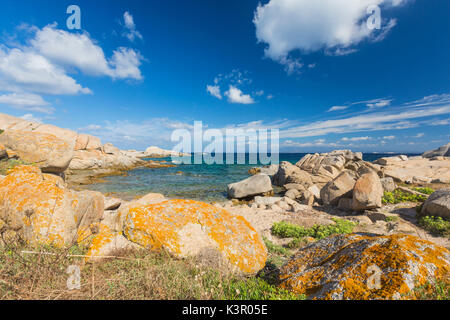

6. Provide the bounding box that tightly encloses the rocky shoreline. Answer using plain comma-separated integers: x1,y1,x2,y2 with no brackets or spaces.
0,112,449,300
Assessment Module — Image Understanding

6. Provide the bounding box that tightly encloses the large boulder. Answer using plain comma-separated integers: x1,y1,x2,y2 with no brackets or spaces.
0,165,104,247
273,161,312,187
352,172,383,211
423,143,450,158
421,188,450,219
320,171,357,206
0,130,74,174
227,174,273,199
380,177,396,192
121,199,267,275
279,234,450,300
295,150,363,186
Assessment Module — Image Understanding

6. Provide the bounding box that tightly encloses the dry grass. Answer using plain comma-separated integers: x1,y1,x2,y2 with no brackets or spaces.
0,241,302,300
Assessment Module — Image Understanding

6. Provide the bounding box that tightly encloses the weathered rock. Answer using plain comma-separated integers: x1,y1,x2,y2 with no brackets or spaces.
0,165,104,247
85,224,141,262
104,197,122,211
423,143,450,158
337,198,354,210
249,164,279,176
273,162,312,187
320,171,357,206
380,177,396,192
421,188,450,219
227,174,273,199
283,183,306,192
0,143,6,160
0,130,74,174
254,196,283,206
285,189,300,200
352,172,383,211
122,199,267,275
279,234,450,300
102,143,120,155
307,185,321,200
85,136,102,151
374,156,403,166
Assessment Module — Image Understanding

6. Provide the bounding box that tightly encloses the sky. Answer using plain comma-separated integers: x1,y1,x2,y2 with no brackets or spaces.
0,0,449,153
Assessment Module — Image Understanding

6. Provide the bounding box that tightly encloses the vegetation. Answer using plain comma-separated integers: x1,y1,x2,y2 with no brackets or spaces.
0,159,29,175
409,280,450,300
0,129,3,135
413,187,435,195
382,190,428,204
271,218,356,241
0,243,303,300
418,216,450,237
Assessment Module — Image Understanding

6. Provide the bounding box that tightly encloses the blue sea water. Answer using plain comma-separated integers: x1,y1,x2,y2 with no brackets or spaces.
86,153,418,202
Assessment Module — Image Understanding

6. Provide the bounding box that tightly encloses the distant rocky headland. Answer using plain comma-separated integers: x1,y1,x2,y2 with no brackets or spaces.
0,112,449,300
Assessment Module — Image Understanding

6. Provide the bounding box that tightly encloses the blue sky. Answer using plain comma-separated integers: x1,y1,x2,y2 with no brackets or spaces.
0,0,449,153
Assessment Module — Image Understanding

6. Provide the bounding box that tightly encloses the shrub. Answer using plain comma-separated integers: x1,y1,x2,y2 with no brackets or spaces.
271,218,356,241
413,187,435,195
382,190,427,204
418,216,450,237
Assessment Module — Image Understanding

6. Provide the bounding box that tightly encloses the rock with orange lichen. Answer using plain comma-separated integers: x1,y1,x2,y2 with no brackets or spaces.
122,199,267,275
0,130,74,174
0,165,104,247
84,223,141,263
0,143,6,160
279,234,450,300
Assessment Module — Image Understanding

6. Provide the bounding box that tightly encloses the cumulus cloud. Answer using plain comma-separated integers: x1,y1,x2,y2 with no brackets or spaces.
207,70,266,104
0,92,53,113
254,0,407,69
206,85,222,99
123,12,143,42
0,23,144,114
225,86,255,104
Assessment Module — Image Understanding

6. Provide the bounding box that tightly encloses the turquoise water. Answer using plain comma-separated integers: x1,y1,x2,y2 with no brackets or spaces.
86,153,418,202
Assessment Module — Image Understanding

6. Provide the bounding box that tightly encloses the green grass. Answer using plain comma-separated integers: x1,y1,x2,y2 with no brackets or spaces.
410,280,450,300
223,278,305,300
412,187,435,195
418,216,450,237
271,218,356,241
382,190,428,204
263,237,290,256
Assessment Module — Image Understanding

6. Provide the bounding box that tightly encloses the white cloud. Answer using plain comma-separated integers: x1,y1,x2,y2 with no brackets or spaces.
225,86,255,105
254,0,407,67
123,12,143,42
328,105,349,112
383,135,396,140
0,23,144,114
342,136,370,141
266,94,274,100
109,47,143,80
366,99,392,108
20,113,42,123
30,25,143,80
206,85,222,99
414,133,425,138
0,47,91,95
279,56,303,75
0,92,54,113
30,24,112,76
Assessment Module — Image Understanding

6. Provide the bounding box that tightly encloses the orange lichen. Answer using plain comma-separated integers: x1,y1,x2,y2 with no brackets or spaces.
0,165,101,248
279,234,450,300
122,199,267,275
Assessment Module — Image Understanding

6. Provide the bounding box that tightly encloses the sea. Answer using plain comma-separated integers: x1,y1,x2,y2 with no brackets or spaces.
86,153,419,202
